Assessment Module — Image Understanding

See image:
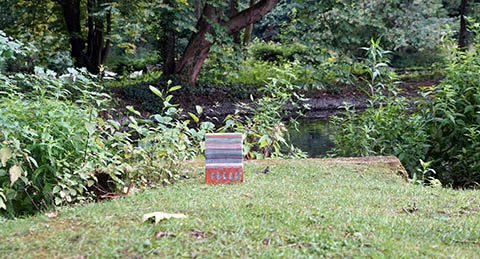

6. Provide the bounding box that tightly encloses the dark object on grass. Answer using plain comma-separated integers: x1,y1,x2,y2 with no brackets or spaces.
259,166,270,174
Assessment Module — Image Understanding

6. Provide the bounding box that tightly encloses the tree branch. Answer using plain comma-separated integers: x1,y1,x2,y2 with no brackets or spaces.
221,0,279,35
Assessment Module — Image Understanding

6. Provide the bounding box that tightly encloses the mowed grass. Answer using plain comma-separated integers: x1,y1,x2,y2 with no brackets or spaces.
1,159,480,258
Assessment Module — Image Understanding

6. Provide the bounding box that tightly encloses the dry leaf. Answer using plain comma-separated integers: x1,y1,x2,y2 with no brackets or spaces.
0,147,12,167
45,212,58,218
142,212,187,224
9,165,22,187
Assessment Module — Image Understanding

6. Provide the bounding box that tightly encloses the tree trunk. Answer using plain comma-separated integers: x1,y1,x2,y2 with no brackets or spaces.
458,0,468,49
243,0,256,46
195,0,202,19
60,0,112,74
176,0,279,85
61,0,87,69
175,4,220,85
101,9,112,65
161,0,176,76
230,0,240,44
163,29,176,75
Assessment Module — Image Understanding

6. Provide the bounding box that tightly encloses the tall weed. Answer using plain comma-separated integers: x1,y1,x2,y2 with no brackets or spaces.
331,29,480,187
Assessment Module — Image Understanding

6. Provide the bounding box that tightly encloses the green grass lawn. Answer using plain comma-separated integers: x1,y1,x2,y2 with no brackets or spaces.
1,158,480,258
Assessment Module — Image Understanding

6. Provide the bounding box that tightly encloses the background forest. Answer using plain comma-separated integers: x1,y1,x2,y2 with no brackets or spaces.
0,0,480,216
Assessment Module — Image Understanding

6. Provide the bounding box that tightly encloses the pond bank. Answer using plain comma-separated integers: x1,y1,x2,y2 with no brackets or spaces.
180,76,442,120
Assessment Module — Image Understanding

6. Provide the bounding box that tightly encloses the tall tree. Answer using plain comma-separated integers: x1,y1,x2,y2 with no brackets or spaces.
59,0,112,74
458,0,468,48
174,0,279,85
243,0,256,46
230,0,240,44
160,0,177,76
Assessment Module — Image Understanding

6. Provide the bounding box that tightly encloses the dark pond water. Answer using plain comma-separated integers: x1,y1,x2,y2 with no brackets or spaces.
287,119,336,158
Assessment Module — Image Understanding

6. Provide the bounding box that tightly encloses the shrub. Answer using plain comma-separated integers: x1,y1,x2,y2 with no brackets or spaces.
0,68,210,216
100,84,212,188
106,48,161,74
424,28,480,186
0,30,33,72
0,67,112,216
250,41,308,62
220,70,309,159
0,32,208,217
331,30,480,187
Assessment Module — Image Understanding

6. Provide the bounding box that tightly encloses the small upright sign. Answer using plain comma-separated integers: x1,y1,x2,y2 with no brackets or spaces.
205,133,243,184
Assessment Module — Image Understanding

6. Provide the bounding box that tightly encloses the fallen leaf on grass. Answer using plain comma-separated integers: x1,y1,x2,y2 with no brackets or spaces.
45,212,57,218
155,232,176,238
143,212,187,224
190,252,200,258
190,229,205,239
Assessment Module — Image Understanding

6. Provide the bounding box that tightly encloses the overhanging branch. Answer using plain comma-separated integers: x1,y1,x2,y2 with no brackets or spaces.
221,0,279,35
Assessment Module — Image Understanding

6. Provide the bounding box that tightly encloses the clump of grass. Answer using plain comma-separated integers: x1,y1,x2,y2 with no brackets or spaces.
1,159,479,257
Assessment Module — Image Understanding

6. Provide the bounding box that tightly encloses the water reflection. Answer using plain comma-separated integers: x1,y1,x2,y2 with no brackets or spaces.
288,119,336,158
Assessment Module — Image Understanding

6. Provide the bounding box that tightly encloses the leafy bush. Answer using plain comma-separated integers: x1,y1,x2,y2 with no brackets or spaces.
0,68,112,216
220,70,309,159
120,81,165,113
250,41,308,62
331,31,480,187
424,29,480,186
101,84,212,188
0,30,33,72
0,32,208,217
106,48,161,74
0,69,212,216
391,48,446,69
199,42,357,96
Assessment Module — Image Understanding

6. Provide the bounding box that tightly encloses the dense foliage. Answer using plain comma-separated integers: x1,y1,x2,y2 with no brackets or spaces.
331,29,480,187
0,30,308,216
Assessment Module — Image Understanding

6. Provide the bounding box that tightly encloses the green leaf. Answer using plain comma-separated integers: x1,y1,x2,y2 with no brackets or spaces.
259,136,269,148
464,105,474,114
188,112,199,123
109,120,120,130
195,105,203,115
9,165,22,187
126,106,141,117
0,147,12,167
85,122,95,135
149,85,162,98
168,86,181,92
52,186,60,194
